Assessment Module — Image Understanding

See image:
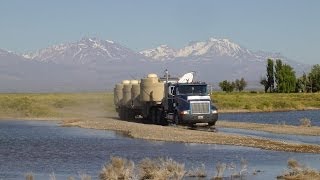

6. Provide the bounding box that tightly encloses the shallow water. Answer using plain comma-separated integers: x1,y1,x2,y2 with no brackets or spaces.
0,120,319,180
219,127,320,145
220,110,320,126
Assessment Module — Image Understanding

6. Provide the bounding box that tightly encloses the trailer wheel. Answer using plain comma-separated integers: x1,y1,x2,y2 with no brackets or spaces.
155,108,162,125
127,109,135,121
118,108,124,120
148,108,156,124
173,113,179,125
121,108,128,120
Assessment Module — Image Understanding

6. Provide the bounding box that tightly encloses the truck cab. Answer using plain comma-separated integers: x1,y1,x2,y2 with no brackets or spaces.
165,82,218,126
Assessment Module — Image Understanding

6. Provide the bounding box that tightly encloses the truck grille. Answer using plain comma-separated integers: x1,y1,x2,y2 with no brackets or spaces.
190,101,210,114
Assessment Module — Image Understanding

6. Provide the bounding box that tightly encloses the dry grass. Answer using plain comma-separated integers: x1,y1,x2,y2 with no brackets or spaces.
79,174,92,180
22,157,320,180
49,172,56,180
138,157,185,180
25,172,34,180
213,162,226,179
99,156,135,180
299,118,312,127
99,157,185,180
186,164,207,178
277,159,320,180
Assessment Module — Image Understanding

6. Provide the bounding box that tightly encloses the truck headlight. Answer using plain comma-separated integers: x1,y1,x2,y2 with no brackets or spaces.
211,110,218,114
180,110,190,115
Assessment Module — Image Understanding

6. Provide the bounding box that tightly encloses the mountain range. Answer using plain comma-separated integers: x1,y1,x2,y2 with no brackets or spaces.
0,37,310,92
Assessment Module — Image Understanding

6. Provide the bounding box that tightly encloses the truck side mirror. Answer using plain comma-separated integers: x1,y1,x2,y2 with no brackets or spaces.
169,86,175,95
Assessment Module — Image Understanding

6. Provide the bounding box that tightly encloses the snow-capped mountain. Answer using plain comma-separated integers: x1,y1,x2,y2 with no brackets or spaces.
24,37,143,65
140,38,254,60
177,38,252,58
140,45,177,60
139,38,309,86
0,37,312,92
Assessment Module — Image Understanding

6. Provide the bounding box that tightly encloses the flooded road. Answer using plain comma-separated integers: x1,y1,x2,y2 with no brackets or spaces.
0,120,319,180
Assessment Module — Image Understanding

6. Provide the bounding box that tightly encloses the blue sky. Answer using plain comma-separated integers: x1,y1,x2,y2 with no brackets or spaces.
0,0,319,64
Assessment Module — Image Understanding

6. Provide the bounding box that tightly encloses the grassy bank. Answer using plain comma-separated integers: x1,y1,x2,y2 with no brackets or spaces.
212,92,320,112
0,92,114,119
1,92,320,120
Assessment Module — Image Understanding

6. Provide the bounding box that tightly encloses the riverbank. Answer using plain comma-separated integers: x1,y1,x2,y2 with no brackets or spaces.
62,117,320,154
1,92,320,153
212,92,320,112
217,121,320,136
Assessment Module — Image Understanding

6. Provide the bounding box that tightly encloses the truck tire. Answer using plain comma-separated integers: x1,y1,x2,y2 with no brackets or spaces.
118,108,124,120
119,108,129,121
173,113,179,125
158,109,168,126
127,109,135,121
150,108,156,124
155,108,162,125
208,122,216,127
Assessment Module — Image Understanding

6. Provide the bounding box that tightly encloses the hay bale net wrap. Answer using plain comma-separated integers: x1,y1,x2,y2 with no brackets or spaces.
122,80,132,106
114,83,124,106
140,74,165,102
131,80,141,107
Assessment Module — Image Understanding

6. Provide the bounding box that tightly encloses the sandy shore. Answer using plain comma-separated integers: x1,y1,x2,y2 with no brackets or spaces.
62,117,320,154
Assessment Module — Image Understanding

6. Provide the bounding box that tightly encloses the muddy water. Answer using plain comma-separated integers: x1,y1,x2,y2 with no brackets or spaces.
0,120,319,180
220,110,320,126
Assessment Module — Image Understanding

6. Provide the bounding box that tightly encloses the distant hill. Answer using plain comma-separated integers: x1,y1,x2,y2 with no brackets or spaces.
0,37,311,92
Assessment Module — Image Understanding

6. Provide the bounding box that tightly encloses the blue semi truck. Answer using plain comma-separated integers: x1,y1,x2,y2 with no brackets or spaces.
114,72,218,126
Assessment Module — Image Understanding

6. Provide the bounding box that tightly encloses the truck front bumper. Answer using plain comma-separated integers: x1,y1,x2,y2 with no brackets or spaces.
180,113,218,125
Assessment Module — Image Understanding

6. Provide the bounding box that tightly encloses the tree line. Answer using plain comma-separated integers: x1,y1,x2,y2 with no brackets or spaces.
219,78,247,93
218,59,320,93
260,59,320,93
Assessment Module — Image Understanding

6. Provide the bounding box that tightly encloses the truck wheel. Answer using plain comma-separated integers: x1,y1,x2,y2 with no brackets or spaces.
121,108,128,120
147,108,156,124
151,108,157,124
155,108,163,125
119,108,124,120
208,122,216,127
159,110,168,126
174,114,179,125
127,109,135,121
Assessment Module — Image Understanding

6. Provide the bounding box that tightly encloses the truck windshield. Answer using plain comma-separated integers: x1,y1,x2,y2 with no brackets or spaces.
178,85,207,95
